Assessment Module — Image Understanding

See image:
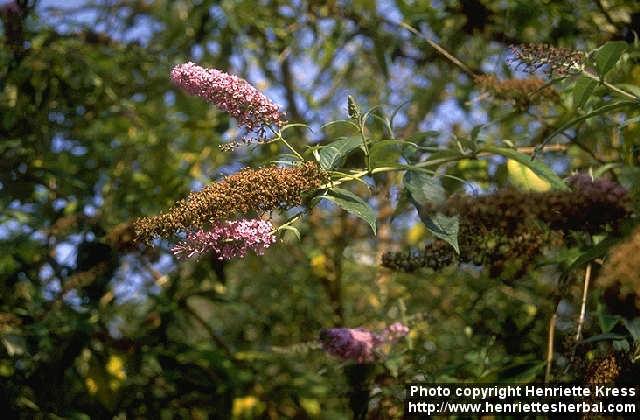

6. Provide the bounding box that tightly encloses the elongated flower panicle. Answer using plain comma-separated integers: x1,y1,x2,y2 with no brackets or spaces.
134,162,326,242
320,328,380,363
172,219,276,260
319,323,409,363
383,175,630,276
510,44,585,75
474,75,557,107
433,175,629,234
171,62,285,133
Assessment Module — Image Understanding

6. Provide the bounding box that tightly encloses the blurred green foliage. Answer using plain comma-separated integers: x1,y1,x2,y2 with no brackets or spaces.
2,0,640,418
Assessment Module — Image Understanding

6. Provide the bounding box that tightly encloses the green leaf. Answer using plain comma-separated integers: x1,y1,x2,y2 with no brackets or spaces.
623,318,640,342
507,159,551,191
278,225,301,240
316,136,363,170
370,140,403,166
562,237,619,280
613,339,630,352
374,37,390,79
594,41,627,78
405,130,440,145
320,119,360,131
541,101,635,145
419,212,459,254
323,188,376,234
572,76,597,109
481,145,568,191
598,313,623,334
384,355,402,378
403,171,446,206
615,83,640,99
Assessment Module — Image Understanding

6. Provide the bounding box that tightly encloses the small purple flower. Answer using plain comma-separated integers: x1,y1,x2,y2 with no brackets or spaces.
171,219,276,260
170,62,285,133
319,322,410,363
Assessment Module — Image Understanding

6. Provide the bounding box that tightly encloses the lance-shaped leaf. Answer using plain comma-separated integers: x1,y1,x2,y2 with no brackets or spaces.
418,211,460,254
323,188,376,234
315,136,363,170
572,75,597,109
594,41,627,78
403,171,458,252
403,171,446,206
482,145,568,191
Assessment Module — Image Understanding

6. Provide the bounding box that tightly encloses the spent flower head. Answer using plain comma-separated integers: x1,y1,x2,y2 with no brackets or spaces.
474,75,557,107
383,175,630,276
134,162,326,242
510,44,586,76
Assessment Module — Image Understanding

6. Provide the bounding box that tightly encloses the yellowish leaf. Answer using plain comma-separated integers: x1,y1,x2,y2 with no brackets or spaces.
507,159,551,191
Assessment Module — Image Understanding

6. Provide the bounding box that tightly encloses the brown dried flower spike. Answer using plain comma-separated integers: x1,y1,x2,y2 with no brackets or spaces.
474,75,557,107
510,44,586,76
134,162,327,242
599,226,640,299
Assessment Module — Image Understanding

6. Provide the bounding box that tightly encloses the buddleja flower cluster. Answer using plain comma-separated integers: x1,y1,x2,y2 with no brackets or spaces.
171,62,285,136
134,162,326,243
134,64,327,261
510,43,586,75
172,219,276,260
474,75,557,107
319,322,409,363
584,352,626,384
600,226,640,301
383,175,631,276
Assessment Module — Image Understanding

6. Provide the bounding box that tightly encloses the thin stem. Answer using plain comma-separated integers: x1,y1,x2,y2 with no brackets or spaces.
275,131,304,161
515,144,567,155
319,156,466,190
273,210,305,234
358,115,372,173
575,264,592,342
582,70,639,102
545,313,558,383
398,21,476,78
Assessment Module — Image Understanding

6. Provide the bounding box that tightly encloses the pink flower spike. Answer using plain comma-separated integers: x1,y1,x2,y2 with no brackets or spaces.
170,62,285,133
319,322,411,363
171,219,277,261
319,328,382,363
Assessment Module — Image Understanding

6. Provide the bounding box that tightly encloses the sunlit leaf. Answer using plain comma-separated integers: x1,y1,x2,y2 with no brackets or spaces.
323,188,376,234
507,159,551,191
482,145,568,190
594,41,627,78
